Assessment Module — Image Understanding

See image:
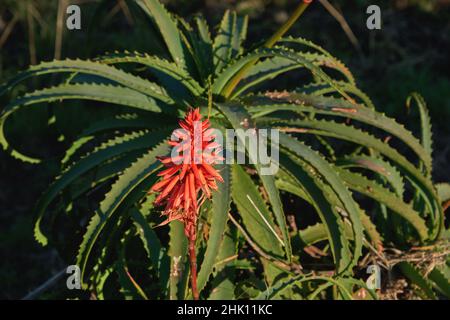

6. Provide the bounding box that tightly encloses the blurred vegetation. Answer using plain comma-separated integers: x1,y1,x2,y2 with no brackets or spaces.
0,0,449,299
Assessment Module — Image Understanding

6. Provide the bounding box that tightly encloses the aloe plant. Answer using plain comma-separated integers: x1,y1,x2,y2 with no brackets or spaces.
1,0,448,299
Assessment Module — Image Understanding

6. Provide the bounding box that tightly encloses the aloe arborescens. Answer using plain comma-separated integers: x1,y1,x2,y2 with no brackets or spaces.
0,0,448,299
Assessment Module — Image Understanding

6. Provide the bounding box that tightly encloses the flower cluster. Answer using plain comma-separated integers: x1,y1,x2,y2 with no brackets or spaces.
150,108,223,241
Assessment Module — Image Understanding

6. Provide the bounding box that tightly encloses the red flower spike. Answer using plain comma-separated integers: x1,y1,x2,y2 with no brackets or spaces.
150,108,223,300
151,108,223,233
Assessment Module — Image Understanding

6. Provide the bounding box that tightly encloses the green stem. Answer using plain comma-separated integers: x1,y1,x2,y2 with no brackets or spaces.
264,0,312,48
221,0,313,98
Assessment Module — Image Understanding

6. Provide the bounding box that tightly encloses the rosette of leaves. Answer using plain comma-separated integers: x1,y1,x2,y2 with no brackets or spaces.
0,0,448,299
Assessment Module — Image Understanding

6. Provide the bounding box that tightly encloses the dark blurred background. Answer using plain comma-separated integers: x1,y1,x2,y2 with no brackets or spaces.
0,0,449,299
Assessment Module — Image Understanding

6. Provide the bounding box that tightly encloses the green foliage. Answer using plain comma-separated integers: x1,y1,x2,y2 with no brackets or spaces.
0,0,448,300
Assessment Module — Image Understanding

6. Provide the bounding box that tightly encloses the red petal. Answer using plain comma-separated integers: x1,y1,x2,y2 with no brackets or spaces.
156,214,183,227
202,163,224,182
203,181,211,198
150,177,171,192
179,163,189,181
208,179,218,190
157,165,179,177
160,157,174,164
159,176,179,199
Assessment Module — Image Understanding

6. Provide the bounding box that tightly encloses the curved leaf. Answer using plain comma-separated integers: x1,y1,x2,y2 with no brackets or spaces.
197,163,231,293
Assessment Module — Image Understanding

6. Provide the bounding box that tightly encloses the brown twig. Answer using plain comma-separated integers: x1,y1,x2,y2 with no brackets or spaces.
118,0,134,26
27,2,37,65
318,0,362,53
22,268,66,300
0,14,19,49
372,241,450,271
214,254,239,268
54,0,67,60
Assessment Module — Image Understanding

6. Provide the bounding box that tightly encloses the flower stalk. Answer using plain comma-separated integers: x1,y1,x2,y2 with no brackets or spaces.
188,236,199,300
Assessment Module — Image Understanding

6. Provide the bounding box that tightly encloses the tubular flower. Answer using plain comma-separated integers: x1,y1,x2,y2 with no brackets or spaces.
150,108,224,241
